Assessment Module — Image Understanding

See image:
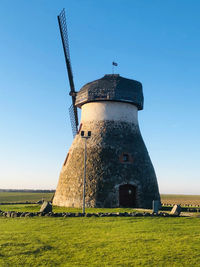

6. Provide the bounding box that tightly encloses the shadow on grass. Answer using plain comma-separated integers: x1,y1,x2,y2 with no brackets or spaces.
0,242,53,258
0,242,29,247
19,245,53,256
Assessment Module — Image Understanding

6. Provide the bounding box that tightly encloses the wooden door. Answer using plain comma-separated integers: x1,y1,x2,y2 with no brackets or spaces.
119,184,136,207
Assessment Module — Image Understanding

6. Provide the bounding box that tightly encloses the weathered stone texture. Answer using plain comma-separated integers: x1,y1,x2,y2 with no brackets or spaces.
170,205,181,216
40,201,52,213
53,120,160,209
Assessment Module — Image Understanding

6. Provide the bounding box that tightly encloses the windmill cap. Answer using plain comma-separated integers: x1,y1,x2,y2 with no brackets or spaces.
75,74,144,110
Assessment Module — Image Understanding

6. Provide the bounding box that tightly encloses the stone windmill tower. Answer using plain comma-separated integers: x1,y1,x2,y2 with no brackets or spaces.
53,10,160,209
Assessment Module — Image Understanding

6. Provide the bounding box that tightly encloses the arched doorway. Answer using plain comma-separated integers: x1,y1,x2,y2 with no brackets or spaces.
119,184,137,207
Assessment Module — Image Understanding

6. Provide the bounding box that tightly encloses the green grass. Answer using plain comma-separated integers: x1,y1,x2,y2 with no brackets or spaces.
1,193,200,266
0,216,200,266
0,204,137,214
0,192,53,203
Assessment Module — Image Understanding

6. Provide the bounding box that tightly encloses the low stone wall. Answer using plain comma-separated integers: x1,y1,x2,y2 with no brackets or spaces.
162,203,200,207
161,206,200,212
0,210,178,218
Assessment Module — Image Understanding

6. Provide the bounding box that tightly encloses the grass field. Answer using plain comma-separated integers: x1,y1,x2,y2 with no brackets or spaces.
0,192,54,203
1,193,200,266
0,216,200,266
0,204,137,214
161,194,200,206
1,192,200,206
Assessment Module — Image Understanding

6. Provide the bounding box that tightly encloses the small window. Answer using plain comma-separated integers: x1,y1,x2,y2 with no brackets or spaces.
119,152,133,164
78,123,83,134
123,154,129,162
63,153,69,166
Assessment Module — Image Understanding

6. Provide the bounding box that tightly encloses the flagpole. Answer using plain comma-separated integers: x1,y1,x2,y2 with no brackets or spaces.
112,61,118,74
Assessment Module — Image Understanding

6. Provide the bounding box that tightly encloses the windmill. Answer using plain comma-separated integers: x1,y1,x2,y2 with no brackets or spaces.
57,9,78,137
53,9,160,209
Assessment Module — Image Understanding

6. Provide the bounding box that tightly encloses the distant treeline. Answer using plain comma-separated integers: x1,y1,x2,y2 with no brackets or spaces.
0,189,55,193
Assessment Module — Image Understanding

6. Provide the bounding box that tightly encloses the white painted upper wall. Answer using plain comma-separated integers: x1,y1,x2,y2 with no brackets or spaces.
80,101,138,124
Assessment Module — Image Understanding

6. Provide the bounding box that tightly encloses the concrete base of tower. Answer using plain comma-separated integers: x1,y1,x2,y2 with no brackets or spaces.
53,120,160,209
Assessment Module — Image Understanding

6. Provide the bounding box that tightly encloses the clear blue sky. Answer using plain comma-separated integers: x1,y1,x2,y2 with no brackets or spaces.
0,0,200,194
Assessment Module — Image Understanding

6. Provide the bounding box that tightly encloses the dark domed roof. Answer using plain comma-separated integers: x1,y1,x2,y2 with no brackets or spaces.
75,74,144,110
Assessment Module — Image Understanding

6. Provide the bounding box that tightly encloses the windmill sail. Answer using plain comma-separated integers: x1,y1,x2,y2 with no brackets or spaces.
69,104,78,138
58,9,78,137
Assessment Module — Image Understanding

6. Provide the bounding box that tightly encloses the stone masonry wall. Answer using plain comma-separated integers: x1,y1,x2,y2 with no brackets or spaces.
53,120,160,209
